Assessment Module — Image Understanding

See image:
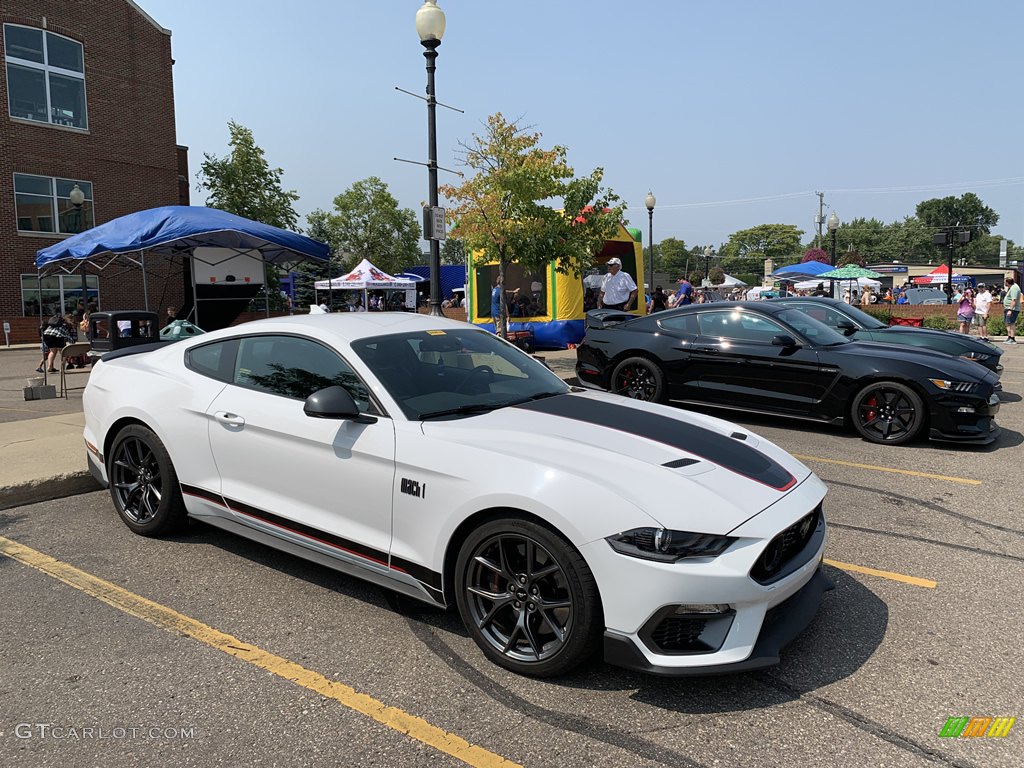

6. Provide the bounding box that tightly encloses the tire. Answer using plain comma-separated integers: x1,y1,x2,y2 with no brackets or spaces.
850,381,925,445
107,425,187,536
454,518,602,677
611,356,665,402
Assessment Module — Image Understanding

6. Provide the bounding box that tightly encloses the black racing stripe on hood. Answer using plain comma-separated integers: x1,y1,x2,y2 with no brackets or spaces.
513,395,796,491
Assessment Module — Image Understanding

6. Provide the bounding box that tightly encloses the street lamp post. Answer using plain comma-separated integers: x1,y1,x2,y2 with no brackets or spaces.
69,184,88,308
644,191,655,310
702,245,716,283
827,212,839,267
416,0,446,316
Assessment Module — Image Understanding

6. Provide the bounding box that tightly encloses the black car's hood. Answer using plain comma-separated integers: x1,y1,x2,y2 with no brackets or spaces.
829,340,998,384
868,325,1003,355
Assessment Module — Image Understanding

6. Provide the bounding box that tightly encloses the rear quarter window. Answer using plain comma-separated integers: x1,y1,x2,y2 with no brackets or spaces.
186,339,237,383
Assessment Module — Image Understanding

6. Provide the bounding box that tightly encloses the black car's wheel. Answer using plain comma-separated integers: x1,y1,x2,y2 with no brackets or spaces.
850,381,925,445
611,357,665,402
108,424,187,536
455,518,601,677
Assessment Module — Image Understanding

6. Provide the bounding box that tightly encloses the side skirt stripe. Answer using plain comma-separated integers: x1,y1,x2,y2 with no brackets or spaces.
179,484,443,594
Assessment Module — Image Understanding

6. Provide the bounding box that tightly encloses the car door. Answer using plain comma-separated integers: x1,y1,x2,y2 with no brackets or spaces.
206,333,396,565
653,313,704,401
691,309,826,415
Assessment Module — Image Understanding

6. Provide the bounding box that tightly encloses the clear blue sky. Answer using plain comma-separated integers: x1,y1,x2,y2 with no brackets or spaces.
141,0,1024,253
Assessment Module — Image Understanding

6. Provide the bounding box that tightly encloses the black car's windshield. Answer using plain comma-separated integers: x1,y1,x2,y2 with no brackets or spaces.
774,309,851,346
831,302,887,329
352,328,569,420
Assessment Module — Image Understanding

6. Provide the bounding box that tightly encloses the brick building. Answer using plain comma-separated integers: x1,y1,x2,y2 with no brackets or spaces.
1,0,187,343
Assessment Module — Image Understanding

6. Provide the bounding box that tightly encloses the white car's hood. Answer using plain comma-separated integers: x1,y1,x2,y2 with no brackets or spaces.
420,390,814,535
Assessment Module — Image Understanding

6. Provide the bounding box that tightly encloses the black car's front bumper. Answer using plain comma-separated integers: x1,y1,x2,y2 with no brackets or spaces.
603,567,835,677
927,390,1000,444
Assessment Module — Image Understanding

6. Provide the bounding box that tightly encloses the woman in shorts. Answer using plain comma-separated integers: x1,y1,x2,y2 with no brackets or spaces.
956,288,975,335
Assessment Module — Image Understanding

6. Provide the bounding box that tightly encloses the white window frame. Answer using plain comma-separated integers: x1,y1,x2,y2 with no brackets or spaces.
14,173,94,234
3,23,88,129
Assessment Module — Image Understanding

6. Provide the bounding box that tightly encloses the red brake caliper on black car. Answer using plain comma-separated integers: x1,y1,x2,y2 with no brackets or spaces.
864,395,878,421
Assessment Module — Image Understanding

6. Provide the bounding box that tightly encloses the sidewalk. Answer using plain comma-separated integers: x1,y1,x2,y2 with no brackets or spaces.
0,346,580,511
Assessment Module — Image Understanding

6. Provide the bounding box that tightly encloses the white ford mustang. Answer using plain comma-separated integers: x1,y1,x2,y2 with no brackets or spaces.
84,312,831,677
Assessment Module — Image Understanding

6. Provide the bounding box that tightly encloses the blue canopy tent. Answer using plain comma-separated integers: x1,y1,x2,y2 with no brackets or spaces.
35,206,329,328
770,260,834,280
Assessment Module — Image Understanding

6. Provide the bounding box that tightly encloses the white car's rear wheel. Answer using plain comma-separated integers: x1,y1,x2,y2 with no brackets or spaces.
455,518,601,677
108,425,187,536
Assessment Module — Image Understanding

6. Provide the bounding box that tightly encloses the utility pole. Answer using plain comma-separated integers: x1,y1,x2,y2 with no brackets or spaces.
815,191,825,248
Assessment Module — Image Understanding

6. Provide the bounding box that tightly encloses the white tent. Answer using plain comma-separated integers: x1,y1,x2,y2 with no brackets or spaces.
713,273,748,287
794,276,881,293
314,258,417,311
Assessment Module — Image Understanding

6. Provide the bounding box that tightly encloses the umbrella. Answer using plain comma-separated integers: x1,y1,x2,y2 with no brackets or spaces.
817,265,884,280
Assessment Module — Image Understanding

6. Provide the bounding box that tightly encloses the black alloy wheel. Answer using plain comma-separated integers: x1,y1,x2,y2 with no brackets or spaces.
108,425,187,536
850,381,925,445
610,356,665,402
455,518,601,677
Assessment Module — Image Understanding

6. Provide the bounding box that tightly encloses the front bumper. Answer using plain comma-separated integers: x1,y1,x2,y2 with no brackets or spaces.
927,390,1000,444
604,567,834,676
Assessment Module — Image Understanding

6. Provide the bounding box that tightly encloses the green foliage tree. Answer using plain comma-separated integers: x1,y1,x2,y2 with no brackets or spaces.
654,237,689,276
441,237,466,266
440,113,624,338
307,176,421,278
723,224,803,264
198,121,302,310
915,192,998,234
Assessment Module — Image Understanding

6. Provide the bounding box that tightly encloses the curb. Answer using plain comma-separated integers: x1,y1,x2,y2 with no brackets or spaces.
0,472,103,511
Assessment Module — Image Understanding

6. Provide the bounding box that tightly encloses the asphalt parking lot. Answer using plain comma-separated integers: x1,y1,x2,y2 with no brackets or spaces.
1,345,1022,767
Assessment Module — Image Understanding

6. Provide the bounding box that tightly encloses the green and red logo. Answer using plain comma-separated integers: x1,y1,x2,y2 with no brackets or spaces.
939,717,1015,739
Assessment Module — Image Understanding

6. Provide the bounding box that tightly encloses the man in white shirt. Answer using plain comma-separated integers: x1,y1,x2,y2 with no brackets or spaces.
597,258,638,311
974,285,993,341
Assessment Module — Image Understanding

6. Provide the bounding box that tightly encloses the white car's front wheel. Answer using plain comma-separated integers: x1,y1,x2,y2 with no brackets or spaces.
108,424,187,536
455,518,602,677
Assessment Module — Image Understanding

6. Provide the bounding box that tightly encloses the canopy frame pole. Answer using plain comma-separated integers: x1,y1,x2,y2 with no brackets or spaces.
264,259,270,318
190,251,199,327
38,271,47,387
328,252,333,310
141,250,150,310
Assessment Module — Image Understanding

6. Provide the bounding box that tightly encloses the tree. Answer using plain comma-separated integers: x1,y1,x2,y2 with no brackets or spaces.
802,248,830,264
198,121,302,310
723,224,803,263
199,121,300,231
306,177,421,278
654,237,689,277
440,113,624,338
915,192,998,235
441,237,466,266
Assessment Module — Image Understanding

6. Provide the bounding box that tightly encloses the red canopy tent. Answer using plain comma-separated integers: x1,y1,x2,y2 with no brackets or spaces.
913,264,970,285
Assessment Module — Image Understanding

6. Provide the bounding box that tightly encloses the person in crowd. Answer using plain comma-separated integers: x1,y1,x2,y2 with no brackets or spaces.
859,287,872,307
842,288,852,304
882,288,894,304
973,285,993,341
597,258,638,310
163,307,177,328
812,282,828,297
956,288,975,335
896,289,908,305
490,276,505,319
38,314,72,373
669,276,693,307
651,286,667,312
1004,277,1021,344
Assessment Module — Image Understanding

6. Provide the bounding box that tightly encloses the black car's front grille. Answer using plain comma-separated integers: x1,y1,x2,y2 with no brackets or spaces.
650,617,707,652
751,505,822,585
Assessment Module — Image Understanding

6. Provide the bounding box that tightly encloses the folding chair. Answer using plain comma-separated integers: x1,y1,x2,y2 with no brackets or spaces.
59,342,93,398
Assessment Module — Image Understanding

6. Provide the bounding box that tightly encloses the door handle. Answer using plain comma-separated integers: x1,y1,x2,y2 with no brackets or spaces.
214,411,245,427
694,346,718,353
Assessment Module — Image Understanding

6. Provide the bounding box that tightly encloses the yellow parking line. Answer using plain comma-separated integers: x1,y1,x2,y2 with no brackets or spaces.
824,558,937,589
794,455,980,486
0,535,519,768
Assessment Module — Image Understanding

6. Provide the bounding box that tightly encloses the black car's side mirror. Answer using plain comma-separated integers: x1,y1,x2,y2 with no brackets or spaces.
304,386,377,424
836,319,857,336
771,334,800,348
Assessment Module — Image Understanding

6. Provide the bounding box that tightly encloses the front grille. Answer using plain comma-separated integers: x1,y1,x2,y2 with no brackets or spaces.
750,505,821,585
650,617,707,652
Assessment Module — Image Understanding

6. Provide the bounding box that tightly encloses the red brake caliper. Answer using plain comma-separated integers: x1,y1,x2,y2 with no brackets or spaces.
865,395,878,421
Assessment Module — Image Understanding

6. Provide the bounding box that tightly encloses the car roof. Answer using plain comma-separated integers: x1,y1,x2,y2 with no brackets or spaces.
183,312,472,348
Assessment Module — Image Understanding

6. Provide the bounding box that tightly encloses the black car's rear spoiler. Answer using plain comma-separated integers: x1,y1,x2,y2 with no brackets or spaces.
585,308,636,330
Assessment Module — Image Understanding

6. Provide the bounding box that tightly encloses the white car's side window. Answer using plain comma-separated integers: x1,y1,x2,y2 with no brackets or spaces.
233,335,372,410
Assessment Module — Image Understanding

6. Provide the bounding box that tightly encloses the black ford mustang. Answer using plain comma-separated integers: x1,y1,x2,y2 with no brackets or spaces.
575,303,1000,445
767,297,1003,376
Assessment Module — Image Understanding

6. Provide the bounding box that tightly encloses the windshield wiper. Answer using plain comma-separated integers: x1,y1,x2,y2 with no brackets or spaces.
508,390,566,405
418,402,512,420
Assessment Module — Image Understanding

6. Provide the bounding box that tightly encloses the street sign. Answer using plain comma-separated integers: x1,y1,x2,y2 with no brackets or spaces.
422,206,447,241
2,321,10,348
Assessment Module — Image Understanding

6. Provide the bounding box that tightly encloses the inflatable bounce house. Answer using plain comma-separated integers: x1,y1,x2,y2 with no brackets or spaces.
465,222,646,349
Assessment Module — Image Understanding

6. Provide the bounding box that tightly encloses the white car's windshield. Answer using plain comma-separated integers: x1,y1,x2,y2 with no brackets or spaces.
352,328,569,419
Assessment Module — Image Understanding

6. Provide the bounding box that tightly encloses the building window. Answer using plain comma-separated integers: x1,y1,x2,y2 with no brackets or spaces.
4,24,87,129
21,273,100,317
15,174,93,234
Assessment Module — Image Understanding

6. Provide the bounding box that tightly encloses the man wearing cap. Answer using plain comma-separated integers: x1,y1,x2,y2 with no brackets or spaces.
597,258,638,311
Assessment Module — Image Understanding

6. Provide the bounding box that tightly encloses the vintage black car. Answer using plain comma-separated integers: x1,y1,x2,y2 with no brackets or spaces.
575,303,1000,445
767,297,1002,376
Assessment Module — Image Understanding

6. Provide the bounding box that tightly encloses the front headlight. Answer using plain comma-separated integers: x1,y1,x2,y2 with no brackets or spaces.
960,352,991,363
928,378,979,394
606,528,737,563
